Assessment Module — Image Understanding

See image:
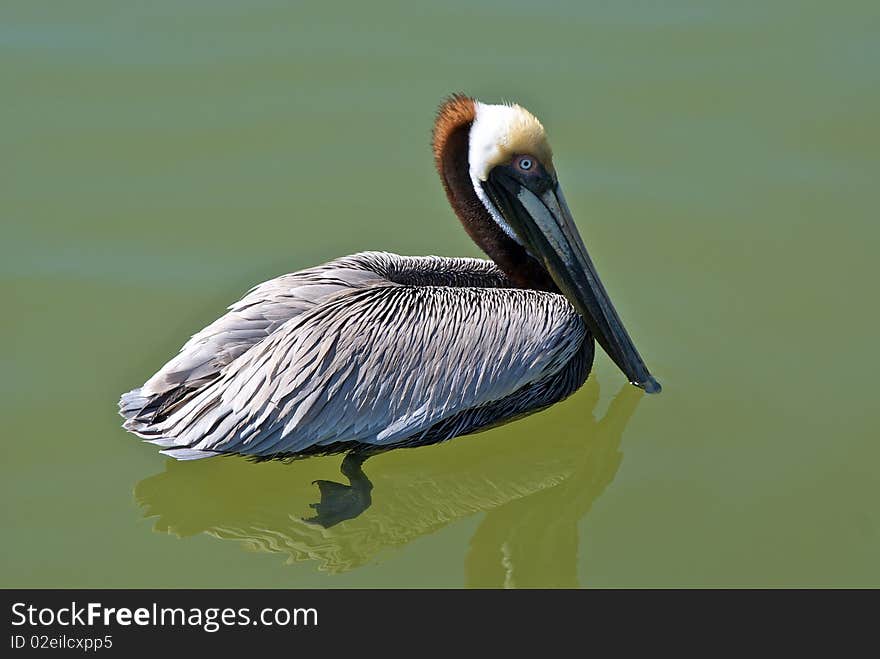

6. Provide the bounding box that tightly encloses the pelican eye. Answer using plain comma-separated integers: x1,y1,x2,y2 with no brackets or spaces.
515,156,534,172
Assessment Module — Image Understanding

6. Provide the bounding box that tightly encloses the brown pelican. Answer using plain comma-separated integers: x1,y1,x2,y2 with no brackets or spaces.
119,94,660,476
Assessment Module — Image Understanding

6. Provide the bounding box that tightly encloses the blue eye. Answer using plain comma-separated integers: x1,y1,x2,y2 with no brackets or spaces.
518,157,533,171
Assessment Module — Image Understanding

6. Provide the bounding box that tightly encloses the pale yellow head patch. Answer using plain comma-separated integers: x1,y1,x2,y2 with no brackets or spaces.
468,101,554,181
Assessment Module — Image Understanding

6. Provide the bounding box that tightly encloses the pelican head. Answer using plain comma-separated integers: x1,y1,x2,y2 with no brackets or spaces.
433,95,660,393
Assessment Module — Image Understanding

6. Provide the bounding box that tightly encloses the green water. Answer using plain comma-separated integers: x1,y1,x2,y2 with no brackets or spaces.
3,1,878,587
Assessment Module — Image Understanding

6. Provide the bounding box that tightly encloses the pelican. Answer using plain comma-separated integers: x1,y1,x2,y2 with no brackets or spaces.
119,94,660,472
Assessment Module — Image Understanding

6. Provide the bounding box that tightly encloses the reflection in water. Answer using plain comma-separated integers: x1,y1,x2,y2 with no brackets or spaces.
466,386,639,587
135,382,641,585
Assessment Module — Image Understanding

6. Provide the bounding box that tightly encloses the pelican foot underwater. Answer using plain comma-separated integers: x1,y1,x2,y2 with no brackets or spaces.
119,95,660,485
304,453,373,528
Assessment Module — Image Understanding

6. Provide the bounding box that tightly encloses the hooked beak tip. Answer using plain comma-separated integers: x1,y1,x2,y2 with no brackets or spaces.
633,375,662,394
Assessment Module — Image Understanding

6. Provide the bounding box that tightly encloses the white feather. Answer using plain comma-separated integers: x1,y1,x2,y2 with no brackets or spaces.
469,103,525,243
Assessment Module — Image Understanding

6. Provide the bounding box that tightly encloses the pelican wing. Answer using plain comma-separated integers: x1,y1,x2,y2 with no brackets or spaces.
130,284,585,458
119,254,391,423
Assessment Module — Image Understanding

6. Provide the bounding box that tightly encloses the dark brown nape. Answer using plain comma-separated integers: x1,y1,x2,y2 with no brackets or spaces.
432,94,557,292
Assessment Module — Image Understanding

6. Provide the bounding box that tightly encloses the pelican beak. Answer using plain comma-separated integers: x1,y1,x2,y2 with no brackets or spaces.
484,172,661,393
